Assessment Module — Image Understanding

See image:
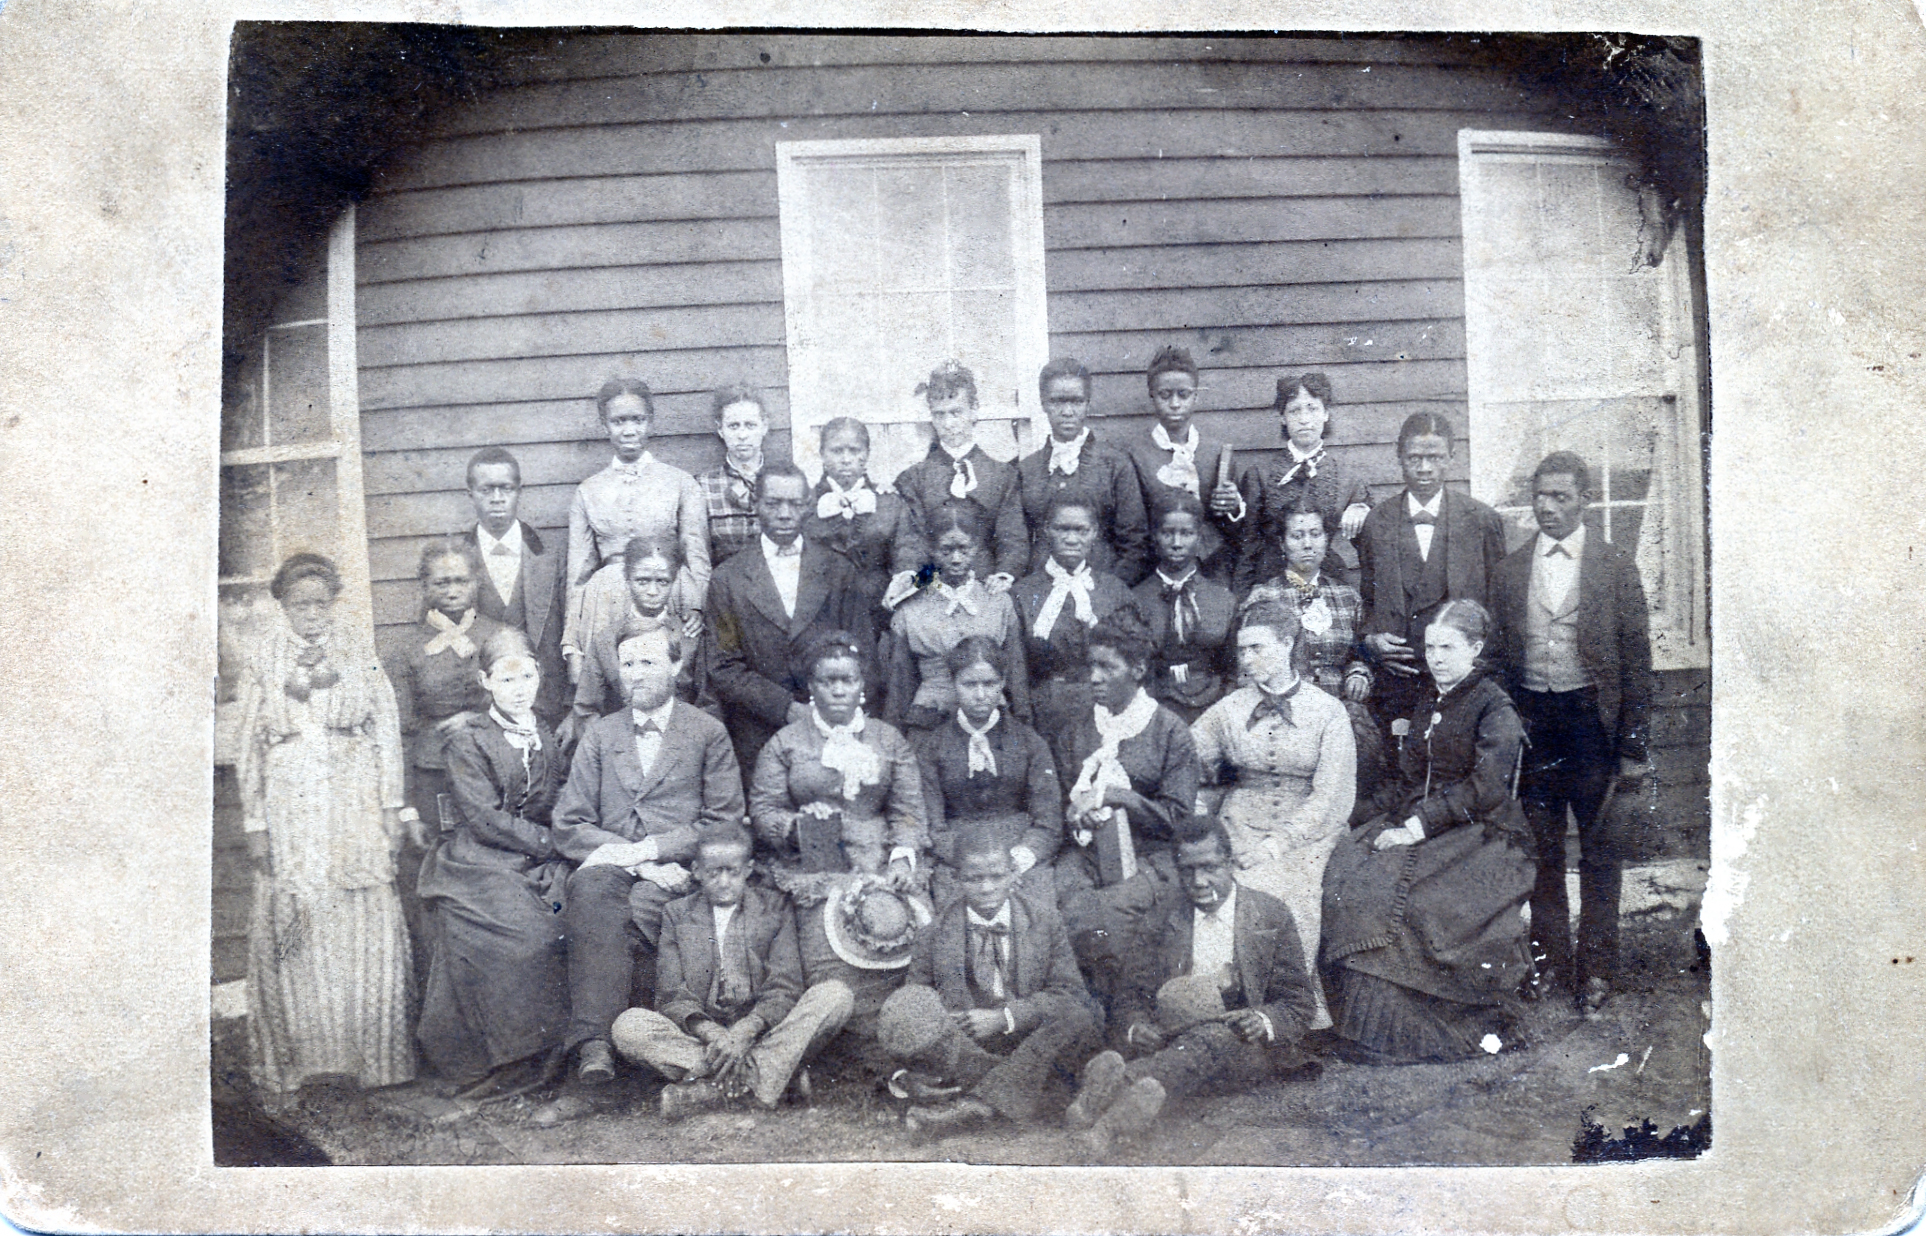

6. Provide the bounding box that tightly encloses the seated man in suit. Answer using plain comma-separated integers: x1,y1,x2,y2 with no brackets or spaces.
547,624,746,1107
611,823,854,1120
877,826,1101,1142
1356,412,1509,735
1492,450,1652,1016
464,446,570,726
1066,812,1319,1156
705,462,877,780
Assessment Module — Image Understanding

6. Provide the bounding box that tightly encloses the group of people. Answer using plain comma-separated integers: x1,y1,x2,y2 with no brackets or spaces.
233,347,1653,1154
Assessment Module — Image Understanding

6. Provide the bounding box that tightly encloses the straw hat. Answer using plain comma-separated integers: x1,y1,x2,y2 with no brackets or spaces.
822,881,932,972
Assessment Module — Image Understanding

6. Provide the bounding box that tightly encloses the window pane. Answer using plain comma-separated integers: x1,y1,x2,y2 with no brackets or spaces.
219,464,273,580
874,165,949,291
221,367,264,453
266,322,332,446
272,456,339,561
946,163,1016,289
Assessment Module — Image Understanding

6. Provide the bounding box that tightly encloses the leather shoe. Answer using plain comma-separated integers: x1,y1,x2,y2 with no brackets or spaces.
1079,1077,1165,1158
1065,1051,1129,1131
660,1078,731,1122
904,1096,995,1143
576,1039,616,1086
1578,977,1611,1018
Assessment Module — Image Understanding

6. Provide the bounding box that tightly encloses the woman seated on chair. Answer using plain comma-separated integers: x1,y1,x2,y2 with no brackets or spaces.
1320,599,1537,1064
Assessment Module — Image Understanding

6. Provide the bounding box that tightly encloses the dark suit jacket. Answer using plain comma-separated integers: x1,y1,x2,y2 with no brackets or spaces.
1492,523,1653,763
464,521,569,723
906,885,1092,1036
550,703,746,863
704,538,878,769
1117,882,1318,1050
655,885,803,1034
1356,487,1509,645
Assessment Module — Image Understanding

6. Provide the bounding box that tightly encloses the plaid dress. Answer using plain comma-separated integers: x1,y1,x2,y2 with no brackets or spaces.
1240,573,1370,697
696,457,762,565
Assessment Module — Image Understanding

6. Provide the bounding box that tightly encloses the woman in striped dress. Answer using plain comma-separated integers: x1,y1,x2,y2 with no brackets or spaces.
237,553,416,1099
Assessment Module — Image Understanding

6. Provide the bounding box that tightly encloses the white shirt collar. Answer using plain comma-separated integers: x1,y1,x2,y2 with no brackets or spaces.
761,532,804,559
1287,440,1323,463
611,450,655,472
1406,489,1444,518
966,902,1013,930
1536,522,1587,557
630,697,677,731
476,522,523,555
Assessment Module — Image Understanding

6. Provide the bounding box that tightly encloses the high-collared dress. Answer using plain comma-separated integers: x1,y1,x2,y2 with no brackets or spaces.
1015,429,1152,584
1191,681,1357,1026
1240,570,1385,795
883,576,1030,732
695,454,763,566
890,441,1029,582
416,711,570,1083
911,710,1063,907
565,452,713,661
1237,444,1372,593
1322,670,1535,1062
802,475,925,626
238,617,413,1094
750,713,928,1021
1132,564,1236,724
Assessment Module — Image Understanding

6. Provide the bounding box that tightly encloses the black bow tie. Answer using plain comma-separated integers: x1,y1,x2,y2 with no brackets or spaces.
1409,512,1437,526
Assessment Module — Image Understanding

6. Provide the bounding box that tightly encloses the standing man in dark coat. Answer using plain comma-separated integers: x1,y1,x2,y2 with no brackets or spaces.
1356,412,1509,734
704,462,878,780
1492,451,1652,1017
462,446,570,726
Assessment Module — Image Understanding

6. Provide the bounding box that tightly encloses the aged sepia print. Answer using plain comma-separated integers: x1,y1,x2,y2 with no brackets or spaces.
211,26,1713,1169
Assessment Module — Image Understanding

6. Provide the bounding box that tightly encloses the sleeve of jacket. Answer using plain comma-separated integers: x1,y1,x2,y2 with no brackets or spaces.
1477,503,1510,603
1000,599,1033,723
678,472,715,614
1113,896,1173,1037
445,727,559,859
1006,903,1088,1036
1131,714,1201,844
696,716,748,833
990,470,1032,581
1017,727,1065,866
881,727,929,856
564,486,596,654
748,731,801,854
551,722,631,860
1253,898,1319,1045
881,618,916,730
1356,507,1391,637
904,914,938,992
1412,690,1526,837
1611,547,1654,763
748,896,805,1032
1228,464,1268,595
888,494,929,577
705,575,797,728
1108,451,1153,585
913,735,954,867
655,905,705,1029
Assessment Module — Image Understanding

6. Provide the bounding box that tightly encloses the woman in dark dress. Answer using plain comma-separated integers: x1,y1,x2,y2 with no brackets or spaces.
1236,372,1373,593
384,538,510,987
1050,606,1201,1004
802,416,925,629
416,628,570,1097
1320,599,1537,1063
910,636,1063,908
1010,493,1142,736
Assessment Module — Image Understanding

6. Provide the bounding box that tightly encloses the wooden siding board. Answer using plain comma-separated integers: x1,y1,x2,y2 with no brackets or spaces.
1053,319,1464,372
488,35,1500,86
358,218,781,285
1045,197,1459,250
1049,280,1462,333
359,347,792,411
356,261,785,327
358,302,786,368
1048,238,1464,293
359,156,1459,242
435,62,1540,138
377,109,1567,191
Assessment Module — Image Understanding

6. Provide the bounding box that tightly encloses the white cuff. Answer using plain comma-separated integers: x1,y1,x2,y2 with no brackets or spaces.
889,845,918,872
1003,1006,1017,1035
1405,815,1426,841
397,807,420,824
637,835,661,863
1255,1011,1275,1043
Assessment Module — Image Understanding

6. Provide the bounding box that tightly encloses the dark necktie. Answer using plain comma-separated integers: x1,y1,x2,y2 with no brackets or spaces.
970,919,1010,1000
1247,684,1299,730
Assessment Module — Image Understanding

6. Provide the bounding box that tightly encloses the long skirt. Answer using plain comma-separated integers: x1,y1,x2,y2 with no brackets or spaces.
1220,779,1347,1029
246,882,415,1094
415,836,570,1084
1321,818,1535,1062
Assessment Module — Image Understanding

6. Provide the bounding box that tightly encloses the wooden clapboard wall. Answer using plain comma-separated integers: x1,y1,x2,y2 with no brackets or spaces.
355,32,1593,644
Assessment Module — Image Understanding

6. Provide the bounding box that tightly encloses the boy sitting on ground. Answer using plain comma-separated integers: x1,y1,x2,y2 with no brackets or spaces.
877,826,1101,1141
611,824,853,1120
1066,812,1319,1156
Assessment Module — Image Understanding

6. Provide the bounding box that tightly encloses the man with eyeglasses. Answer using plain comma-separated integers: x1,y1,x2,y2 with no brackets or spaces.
462,446,570,725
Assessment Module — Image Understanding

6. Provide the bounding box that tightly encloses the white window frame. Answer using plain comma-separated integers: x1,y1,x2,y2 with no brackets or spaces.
1458,130,1708,671
774,135,1050,481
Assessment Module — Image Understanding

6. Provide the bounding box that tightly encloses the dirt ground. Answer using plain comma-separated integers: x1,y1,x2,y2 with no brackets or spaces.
212,859,1711,1168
